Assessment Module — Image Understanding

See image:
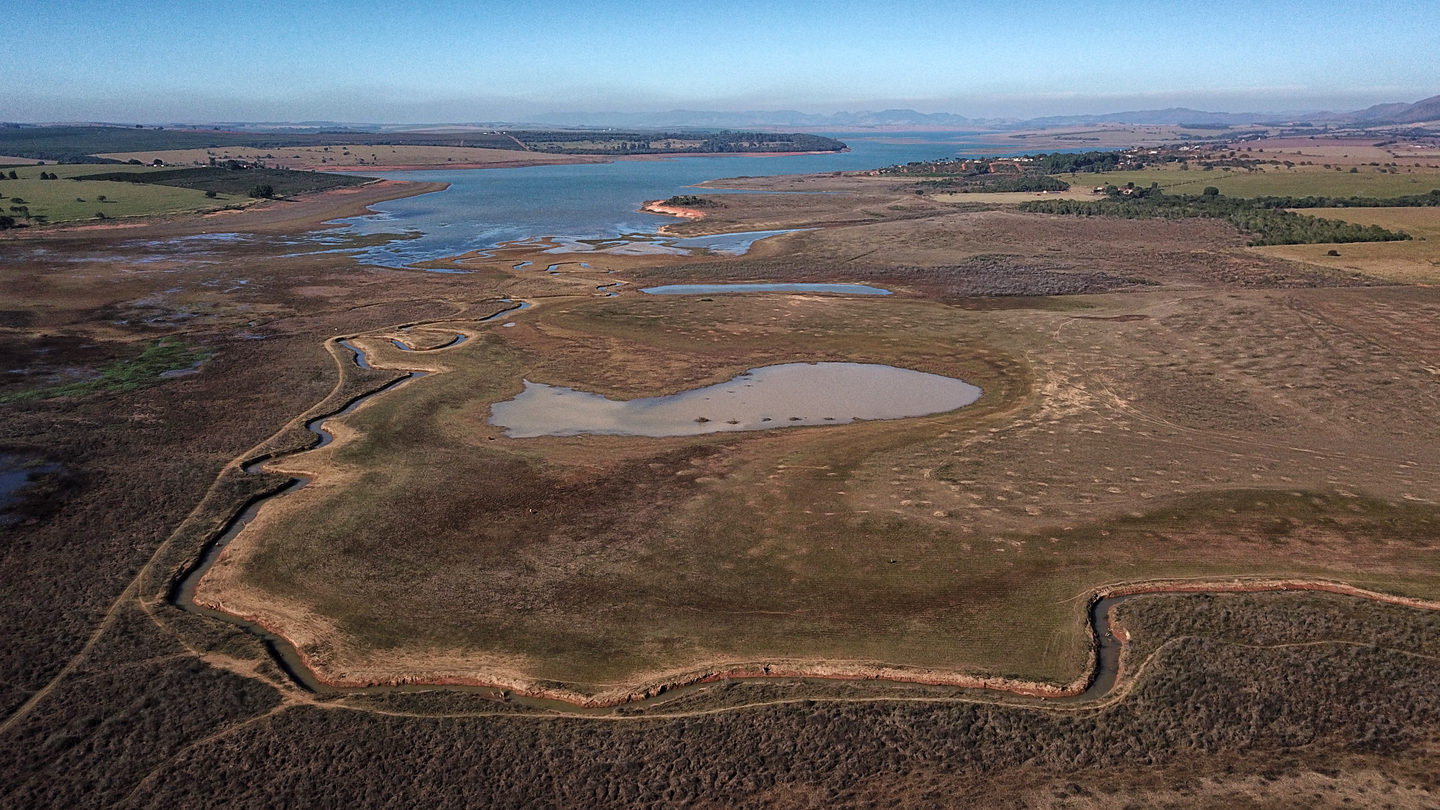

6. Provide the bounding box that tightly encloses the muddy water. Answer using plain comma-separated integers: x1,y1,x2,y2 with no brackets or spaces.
0,455,59,527
490,362,982,438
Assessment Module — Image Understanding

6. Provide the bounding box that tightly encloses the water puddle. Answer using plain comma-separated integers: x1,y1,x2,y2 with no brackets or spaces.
641,283,891,296
669,229,804,255
490,362,980,438
0,455,60,527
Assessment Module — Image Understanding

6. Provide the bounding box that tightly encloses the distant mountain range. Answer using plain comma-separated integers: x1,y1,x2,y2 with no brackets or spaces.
13,95,1437,136
529,95,1440,131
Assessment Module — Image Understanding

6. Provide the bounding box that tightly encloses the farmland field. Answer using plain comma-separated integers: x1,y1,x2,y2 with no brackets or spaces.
1255,206,1440,284
0,164,248,223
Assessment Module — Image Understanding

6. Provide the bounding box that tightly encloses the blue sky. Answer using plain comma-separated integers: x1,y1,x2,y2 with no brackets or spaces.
6,0,1437,122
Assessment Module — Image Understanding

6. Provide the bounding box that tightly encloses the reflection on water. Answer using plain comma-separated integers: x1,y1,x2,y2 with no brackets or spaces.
0,455,60,527
642,283,891,296
490,362,981,438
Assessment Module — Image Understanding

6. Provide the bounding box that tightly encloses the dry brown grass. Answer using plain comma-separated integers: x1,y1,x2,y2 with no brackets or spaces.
1255,206,1440,285
200,275,1440,701
7,163,1440,804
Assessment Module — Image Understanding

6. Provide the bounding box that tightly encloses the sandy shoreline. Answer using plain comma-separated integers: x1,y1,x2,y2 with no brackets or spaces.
640,200,708,222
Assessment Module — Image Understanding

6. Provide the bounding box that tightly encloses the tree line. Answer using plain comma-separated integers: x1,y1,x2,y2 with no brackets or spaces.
1018,187,1417,246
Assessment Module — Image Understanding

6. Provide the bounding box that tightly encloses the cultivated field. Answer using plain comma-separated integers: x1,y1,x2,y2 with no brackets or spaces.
0,164,248,223
1076,164,1440,198
1257,206,1440,285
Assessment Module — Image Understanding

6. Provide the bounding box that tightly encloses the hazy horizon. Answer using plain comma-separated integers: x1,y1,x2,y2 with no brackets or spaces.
7,0,1439,124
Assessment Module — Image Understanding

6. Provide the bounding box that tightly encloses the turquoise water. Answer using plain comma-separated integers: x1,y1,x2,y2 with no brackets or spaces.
641,283,891,296
335,132,1025,267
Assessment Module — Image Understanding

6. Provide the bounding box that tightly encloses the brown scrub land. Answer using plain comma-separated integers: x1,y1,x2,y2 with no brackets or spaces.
5,156,1440,807
195,200,1440,704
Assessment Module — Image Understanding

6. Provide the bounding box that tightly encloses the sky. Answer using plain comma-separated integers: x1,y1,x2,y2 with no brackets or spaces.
5,0,1438,124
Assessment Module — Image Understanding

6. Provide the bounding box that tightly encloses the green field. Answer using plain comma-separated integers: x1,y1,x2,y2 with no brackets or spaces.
0,164,246,224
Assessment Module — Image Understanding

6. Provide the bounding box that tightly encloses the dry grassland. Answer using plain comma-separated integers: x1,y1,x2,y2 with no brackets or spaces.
201,229,1440,699
1256,207,1440,285
1059,162,1440,198
7,170,1440,805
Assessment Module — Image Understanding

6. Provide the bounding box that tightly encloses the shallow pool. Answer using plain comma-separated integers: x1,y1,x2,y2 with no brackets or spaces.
490,362,980,438
669,229,804,255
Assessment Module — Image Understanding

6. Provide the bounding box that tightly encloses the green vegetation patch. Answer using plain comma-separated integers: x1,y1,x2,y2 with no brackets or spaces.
665,195,721,207
1020,188,1416,246
0,338,213,406
73,167,371,197
0,165,244,224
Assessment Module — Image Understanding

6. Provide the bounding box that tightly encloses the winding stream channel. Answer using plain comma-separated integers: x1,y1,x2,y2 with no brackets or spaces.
166,301,1440,713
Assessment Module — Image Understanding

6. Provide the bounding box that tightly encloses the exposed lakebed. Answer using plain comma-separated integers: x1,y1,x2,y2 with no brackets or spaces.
490,362,982,438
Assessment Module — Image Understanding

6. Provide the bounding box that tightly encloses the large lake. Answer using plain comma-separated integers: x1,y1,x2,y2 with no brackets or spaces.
336,132,1032,267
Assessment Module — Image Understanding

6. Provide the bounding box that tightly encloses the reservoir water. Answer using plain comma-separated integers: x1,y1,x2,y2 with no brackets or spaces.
489,362,982,438
335,132,1026,267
